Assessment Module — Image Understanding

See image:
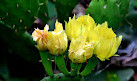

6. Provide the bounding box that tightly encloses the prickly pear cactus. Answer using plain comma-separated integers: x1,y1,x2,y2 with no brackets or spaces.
86,0,129,29
55,0,80,24
0,21,39,62
37,0,49,25
0,0,48,63
0,0,48,32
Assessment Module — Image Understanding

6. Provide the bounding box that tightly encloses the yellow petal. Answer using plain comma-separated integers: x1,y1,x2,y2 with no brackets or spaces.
32,28,43,41
116,35,122,49
106,35,122,59
94,22,116,39
94,39,113,61
76,15,96,30
55,20,63,32
69,36,85,52
32,27,48,51
87,30,100,43
83,43,94,59
44,24,49,33
65,15,96,40
106,38,117,59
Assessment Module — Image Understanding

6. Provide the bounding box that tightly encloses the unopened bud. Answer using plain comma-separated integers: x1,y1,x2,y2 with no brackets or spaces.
47,21,68,55
32,25,49,51
68,37,94,63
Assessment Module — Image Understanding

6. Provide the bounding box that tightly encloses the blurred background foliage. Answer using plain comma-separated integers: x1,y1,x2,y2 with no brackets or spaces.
0,0,137,81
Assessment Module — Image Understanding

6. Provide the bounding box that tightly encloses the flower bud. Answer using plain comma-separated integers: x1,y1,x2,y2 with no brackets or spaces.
65,15,96,40
47,21,68,55
32,25,49,51
68,37,94,63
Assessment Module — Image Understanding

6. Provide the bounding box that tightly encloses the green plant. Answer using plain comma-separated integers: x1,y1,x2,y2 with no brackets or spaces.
0,0,135,81
0,0,48,32
86,0,129,30
32,14,122,80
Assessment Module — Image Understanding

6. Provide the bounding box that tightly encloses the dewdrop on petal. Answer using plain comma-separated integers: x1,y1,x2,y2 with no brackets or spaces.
47,21,68,55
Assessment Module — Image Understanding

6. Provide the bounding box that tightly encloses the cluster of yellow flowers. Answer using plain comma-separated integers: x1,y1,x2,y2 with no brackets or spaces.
32,15,122,63
32,21,68,55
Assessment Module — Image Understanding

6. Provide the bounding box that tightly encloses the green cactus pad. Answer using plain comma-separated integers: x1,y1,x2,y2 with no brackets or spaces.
0,0,48,32
86,0,129,29
41,72,84,81
55,0,80,24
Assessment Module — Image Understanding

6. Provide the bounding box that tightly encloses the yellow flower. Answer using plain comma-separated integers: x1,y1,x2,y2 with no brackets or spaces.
65,15,96,40
32,25,49,51
68,37,94,63
87,30,100,46
47,21,68,55
93,22,122,61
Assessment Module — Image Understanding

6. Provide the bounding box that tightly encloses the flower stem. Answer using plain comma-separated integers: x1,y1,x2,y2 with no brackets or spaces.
80,56,99,76
39,51,53,77
55,55,69,75
71,63,82,76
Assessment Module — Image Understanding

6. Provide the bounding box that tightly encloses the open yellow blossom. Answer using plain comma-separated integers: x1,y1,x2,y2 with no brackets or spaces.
68,37,94,63
32,25,49,51
93,22,122,61
47,21,68,55
65,15,96,40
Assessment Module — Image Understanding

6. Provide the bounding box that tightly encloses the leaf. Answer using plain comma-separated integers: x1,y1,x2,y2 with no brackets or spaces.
55,55,69,75
8,78,28,81
0,54,9,81
71,63,82,76
55,0,80,24
85,68,134,81
0,64,9,81
116,69,134,81
39,51,53,77
41,73,84,81
126,0,137,30
128,0,137,13
37,0,49,25
47,1,57,19
47,1,57,31
106,72,119,81
0,21,39,62
86,0,129,30
80,56,99,76
0,0,48,32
